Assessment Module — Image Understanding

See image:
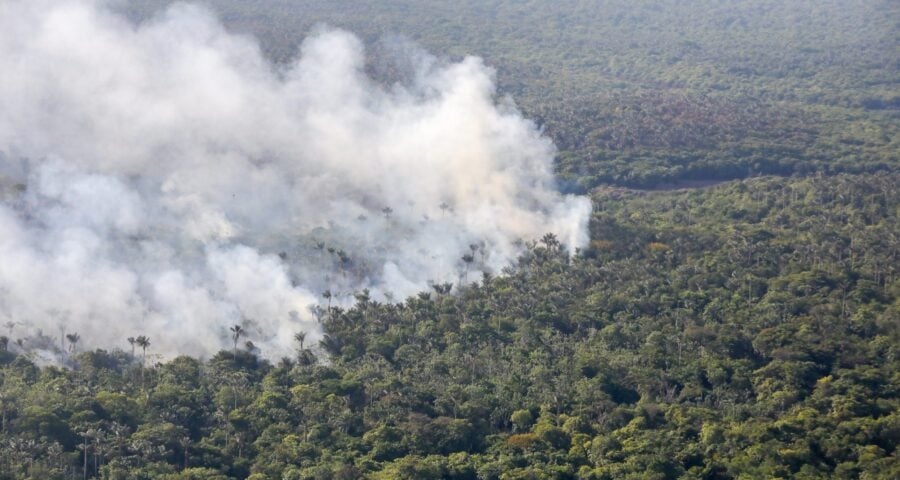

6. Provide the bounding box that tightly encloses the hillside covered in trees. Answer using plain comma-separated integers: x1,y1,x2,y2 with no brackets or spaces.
1,173,897,479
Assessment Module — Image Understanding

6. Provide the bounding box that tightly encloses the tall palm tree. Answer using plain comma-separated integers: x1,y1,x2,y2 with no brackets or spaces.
294,331,307,351
230,325,244,357
432,282,453,296
135,335,150,390
127,337,136,358
180,435,191,469
58,325,66,353
135,336,150,366
66,333,80,354
322,290,334,323
0,392,12,433
461,253,475,283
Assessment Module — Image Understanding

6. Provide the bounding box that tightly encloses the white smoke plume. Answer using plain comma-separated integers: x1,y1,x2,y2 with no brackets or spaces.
0,0,590,360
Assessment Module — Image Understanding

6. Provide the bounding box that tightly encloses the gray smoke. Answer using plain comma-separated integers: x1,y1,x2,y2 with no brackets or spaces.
0,0,590,360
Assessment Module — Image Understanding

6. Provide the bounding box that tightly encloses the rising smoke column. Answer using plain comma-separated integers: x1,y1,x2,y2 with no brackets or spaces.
0,0,590,359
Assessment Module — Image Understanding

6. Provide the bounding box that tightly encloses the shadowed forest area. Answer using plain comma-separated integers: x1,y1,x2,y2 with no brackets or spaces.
1,1,898,479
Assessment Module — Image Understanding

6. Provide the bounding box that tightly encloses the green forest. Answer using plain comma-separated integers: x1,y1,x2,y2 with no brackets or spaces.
119,0,899,188
2,174,898,478
2,1,899,479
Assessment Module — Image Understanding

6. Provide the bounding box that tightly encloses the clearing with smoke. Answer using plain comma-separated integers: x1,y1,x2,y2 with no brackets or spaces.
0,1,897,479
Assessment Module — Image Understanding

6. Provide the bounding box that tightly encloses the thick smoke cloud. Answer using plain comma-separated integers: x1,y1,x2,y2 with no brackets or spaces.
0,0,590,360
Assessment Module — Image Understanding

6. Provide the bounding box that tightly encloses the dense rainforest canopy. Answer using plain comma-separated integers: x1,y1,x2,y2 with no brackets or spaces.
119,0,899,189
2,0,899,479
1,173,897,479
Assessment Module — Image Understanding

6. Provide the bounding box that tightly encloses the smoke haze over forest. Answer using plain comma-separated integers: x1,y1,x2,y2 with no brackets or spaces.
0,0,590,360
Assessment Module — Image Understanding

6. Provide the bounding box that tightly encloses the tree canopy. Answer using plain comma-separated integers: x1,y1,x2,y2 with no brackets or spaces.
1,173,897,479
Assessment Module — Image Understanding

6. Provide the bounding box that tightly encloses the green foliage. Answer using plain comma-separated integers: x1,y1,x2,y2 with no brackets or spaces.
2,173,896,478
1,2,898,477
119,0,899,189
511,409,535,432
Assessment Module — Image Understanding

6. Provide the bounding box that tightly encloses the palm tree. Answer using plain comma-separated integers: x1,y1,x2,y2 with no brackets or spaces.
66,333,80,354
0,392,12,433
298,348,317,366
294,331,307,351
180,435,191,469
58,325,66,353
76,425,95,480
336,250,351,276
230,325,244,357
461,253,475,283
293,332,315,365
431,282,453,296
135,335,150,390
127,337,136,358
541,232,560,251
322,290,333,322
319,334,342,356
135,336,150,366
439,201,452,218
